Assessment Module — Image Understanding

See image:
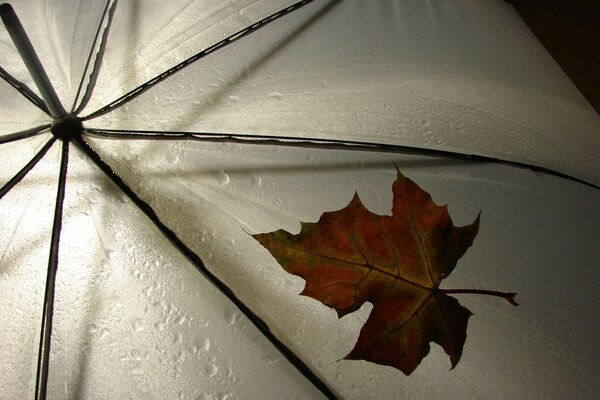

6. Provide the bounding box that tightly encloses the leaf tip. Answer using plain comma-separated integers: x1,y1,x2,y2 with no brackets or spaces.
394,164,405,178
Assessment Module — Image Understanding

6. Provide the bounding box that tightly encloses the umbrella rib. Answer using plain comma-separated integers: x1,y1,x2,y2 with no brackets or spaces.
0,4,66,119
0,136,56,200
71,0,119,115
84,128,600,190
0,124,51,145
0,66,50,115
74,135,338,400
82,0,317,121
35,139,69,400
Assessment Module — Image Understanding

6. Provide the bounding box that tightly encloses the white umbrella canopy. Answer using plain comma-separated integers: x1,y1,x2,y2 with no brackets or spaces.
1,0,599,399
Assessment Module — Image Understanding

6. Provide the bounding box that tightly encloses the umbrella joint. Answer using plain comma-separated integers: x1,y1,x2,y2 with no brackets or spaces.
50,114,83,141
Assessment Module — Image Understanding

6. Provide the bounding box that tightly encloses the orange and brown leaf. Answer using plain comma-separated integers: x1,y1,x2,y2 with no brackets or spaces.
253,169,480,375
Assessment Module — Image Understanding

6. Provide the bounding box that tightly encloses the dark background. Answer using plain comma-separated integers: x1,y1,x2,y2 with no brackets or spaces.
507,0,600,116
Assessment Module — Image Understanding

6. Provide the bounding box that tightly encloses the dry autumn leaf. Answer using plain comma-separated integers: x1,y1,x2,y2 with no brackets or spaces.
254,168,517,375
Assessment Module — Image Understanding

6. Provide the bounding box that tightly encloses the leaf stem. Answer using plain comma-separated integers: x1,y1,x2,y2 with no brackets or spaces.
440,289,518,306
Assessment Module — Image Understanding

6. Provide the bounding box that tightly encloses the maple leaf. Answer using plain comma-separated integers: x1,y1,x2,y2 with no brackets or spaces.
253,168,517,375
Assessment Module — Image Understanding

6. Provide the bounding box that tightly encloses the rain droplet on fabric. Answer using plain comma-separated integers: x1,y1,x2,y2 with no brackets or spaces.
174,314,187,325
175,350,185,363
129,348,145,361
251,175,262,188
216,170,230,185
174,332,183,344
224,309,239,326
217,392,232,400
202,362,219,377
268,91,283,100
192,337,211,355
261,353,281,365
131,318,144,332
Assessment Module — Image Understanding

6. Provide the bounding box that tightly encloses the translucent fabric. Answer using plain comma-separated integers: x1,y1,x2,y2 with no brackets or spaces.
1,1,599,399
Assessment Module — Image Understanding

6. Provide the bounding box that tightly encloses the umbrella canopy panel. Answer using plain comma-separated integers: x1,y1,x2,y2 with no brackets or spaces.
87,0,600,186
2,138,599,399
1,0,599,399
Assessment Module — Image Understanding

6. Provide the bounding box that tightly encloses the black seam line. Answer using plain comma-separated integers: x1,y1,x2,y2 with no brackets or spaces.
0,136,56,200
0,124,50,145
83,128,600,191
74,134,338,400
0,66,50,115
82,0,316,121
35,139,69,400
71,0,118,114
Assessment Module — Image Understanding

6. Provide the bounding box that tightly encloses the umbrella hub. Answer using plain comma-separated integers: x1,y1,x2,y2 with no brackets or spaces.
51,114,83,140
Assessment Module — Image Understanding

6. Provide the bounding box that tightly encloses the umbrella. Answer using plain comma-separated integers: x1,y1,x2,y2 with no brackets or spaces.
1,0,599,399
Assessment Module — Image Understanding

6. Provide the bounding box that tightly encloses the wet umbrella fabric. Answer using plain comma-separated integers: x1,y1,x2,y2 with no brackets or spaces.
1,1,600,399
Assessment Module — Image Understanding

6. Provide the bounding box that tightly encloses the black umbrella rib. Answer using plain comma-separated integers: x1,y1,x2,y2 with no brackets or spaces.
0,124,50,145
82,0,316,121
0,136,56,200
71,0,119,115
75,135,338,400
35,139,69,400
0,4,66,119
85,128,600,191
0,66,50,115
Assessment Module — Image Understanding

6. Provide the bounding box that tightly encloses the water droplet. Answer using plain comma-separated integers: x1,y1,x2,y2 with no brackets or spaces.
216,170,230,185
251,175,262,188
175,350,185,363
98,327,110,339
217,392,232,400
131,318,144,332
224,309,238,326
261,353,281,365
202,362,219,377
129,348,144,361
173,332,183,344
269,91,283,100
